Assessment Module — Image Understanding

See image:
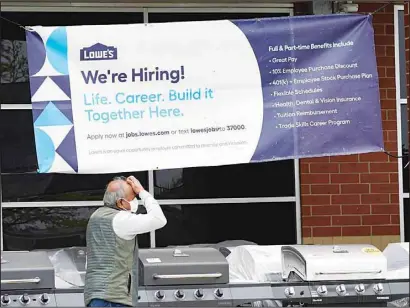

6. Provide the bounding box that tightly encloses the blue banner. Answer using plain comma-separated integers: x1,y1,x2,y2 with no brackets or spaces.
26,14,383,174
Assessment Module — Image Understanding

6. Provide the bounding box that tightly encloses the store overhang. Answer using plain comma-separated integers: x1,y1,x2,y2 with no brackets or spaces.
0,0,404,4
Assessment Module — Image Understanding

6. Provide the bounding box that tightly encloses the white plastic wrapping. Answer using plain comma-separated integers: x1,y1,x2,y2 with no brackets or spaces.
226,245,285,307
383,243,409,307
227,245,284,283
388,297,410,307
383,242,409,279
46,247,87,289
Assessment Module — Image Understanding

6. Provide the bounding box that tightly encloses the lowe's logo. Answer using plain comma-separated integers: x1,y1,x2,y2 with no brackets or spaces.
80,43,117,61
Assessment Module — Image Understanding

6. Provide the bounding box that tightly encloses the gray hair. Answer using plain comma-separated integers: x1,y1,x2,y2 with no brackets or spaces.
103,176,127,207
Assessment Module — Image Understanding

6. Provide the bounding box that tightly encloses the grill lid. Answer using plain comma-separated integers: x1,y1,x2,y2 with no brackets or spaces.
281,244,387,281
139,247,229,286
1,251,55,290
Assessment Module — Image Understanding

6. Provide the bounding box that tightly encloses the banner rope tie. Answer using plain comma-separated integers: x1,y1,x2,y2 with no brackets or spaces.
0,15,34,31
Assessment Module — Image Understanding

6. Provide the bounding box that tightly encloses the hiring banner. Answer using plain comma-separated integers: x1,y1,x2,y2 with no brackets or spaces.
26,14,383,174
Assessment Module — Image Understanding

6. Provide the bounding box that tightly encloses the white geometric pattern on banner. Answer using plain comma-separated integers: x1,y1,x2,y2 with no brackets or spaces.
32,77,70,102
37,125,73,149
49,152,76,173
33,54,64,77
32,26,63,78
35,27,57,46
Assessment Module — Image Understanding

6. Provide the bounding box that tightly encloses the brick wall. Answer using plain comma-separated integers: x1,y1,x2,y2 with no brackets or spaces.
300,3,400,244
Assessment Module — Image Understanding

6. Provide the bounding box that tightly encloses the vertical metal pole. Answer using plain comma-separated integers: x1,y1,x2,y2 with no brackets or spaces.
0,1,4,251
143,7,156,249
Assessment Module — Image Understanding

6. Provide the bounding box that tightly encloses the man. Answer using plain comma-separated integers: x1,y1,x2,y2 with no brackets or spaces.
84,176,167,307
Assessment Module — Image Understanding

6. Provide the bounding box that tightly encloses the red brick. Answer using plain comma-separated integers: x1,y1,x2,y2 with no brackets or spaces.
381,110,388,121
302,206,311,216
373,24,386,35
390,173,398,183
303,216,331,227
332,194,361,205
382,120,397,130
341,184,369,194
313,227,341,237
372,225,400,236
386,67,395,78
381,100,396,109
386,89,396,99
370,163,398,172
310,163,339,173
302,157,330,163
340,163,369,173
391,215,400,224
311,184,340,194
372,204,399,214
342,204,371,215
361,194,390,204
300,162,309,173
331,174,359,184
383,4,394,13
372,14,394,25
390,193,399,203
377,56,395,67
385,24,394,35
380,77,396,88
387,153,399,162
342,226,371,236
362,215,390,225
360,152,389,162
375,46,386,57
360,173,390,183
303,227,312,238
375,35,394,46
377,67,386,78
301,184,310,194
332,215,361,226
386,46,395,57
383,131,388,141
301,195,331,206
387,110,397,120
311,205,341,216
371,183,398,193
380,89,387,99
387,131,397,141
301,174,330,184
330,155,358,162
384,141,398,152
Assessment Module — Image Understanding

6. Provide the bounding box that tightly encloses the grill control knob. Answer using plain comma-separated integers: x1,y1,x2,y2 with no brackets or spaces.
317,285,328,296
336,284,347,296
40,293,49,305
1,295,10,306
373,283,384,294
20,294,30,305
154,290,165,301
284,287,295,298
194,289,204,300
174,290,185,300
355,284,365,294
214,288,224,299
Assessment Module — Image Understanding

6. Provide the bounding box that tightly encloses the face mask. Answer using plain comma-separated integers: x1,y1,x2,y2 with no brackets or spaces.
129,198,139,213
120,198,139,213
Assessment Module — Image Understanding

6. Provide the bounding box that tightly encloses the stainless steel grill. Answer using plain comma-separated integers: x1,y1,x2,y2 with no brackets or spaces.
1,243,408,307
1,250,83,307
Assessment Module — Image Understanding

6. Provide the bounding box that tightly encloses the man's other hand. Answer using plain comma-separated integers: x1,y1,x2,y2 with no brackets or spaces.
127,176,145,194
